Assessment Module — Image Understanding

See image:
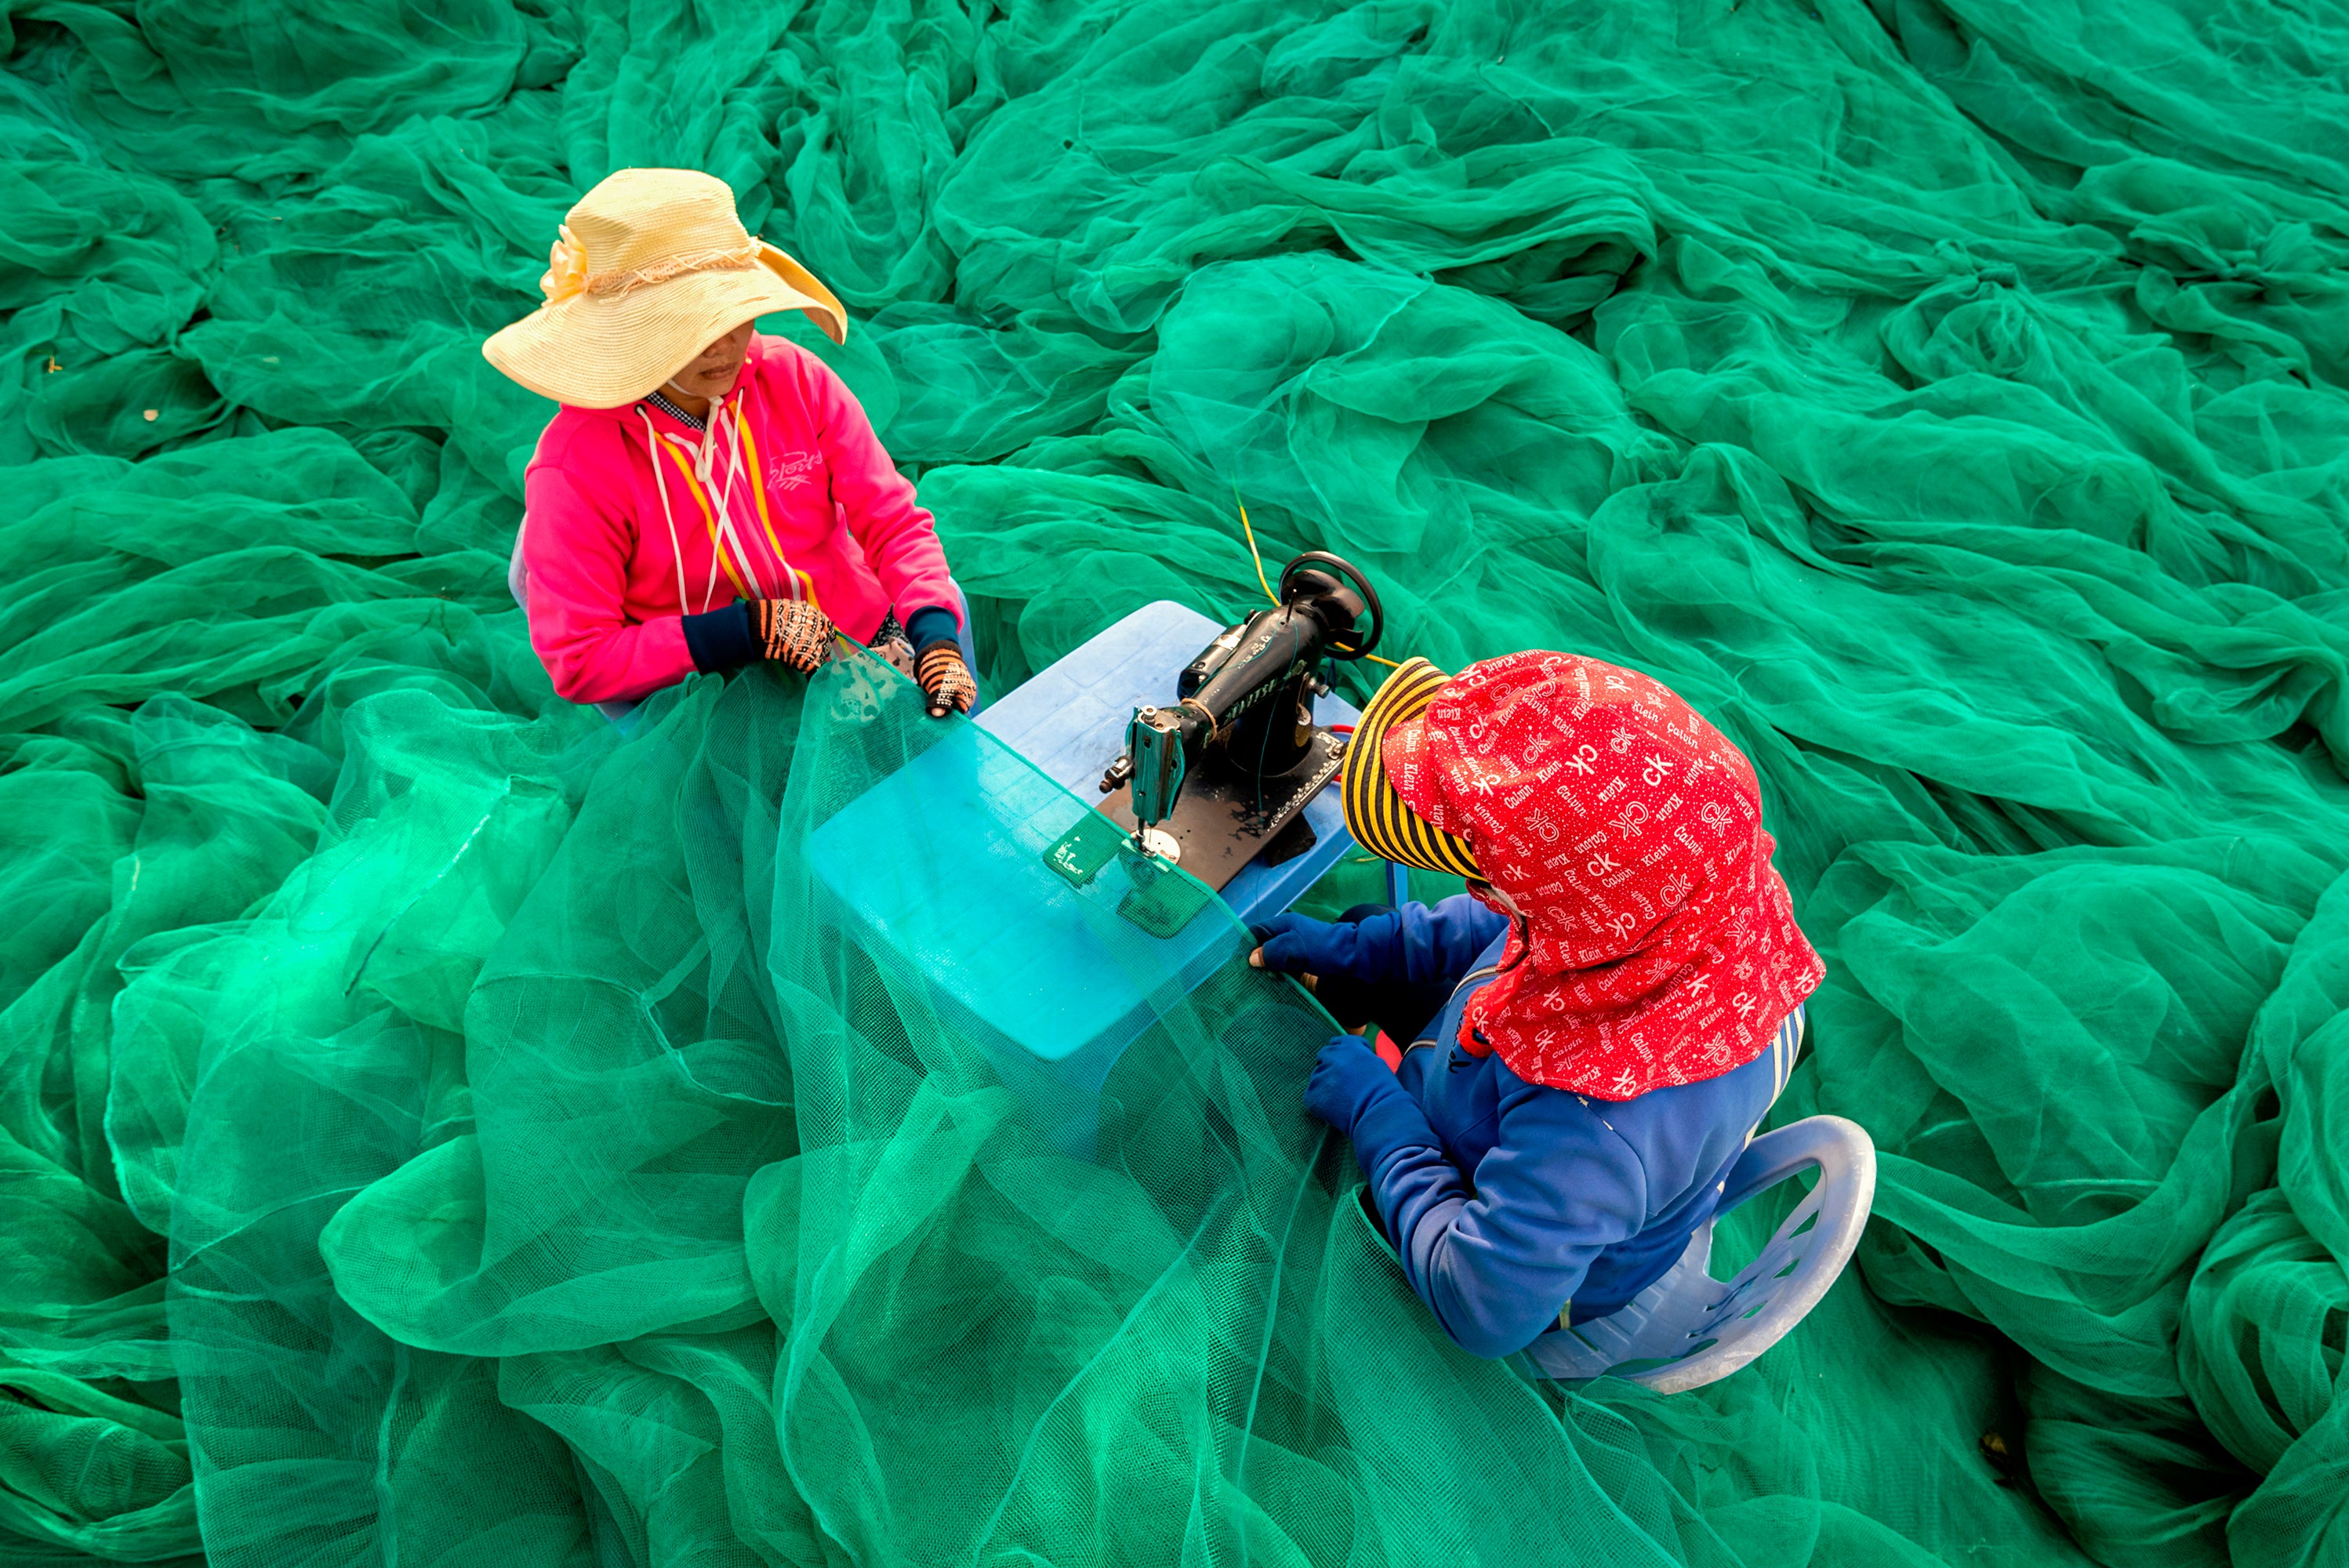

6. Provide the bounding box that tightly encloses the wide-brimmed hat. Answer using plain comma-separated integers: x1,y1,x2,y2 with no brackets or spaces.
1342,657,1482,880
483,168,848,409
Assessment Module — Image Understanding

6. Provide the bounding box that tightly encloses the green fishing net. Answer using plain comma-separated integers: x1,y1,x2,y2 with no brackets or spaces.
4,0,2347,1563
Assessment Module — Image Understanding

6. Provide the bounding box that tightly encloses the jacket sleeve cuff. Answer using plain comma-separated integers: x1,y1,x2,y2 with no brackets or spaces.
682,601,758,672
1348,1072,1442,1175
902,604,960,654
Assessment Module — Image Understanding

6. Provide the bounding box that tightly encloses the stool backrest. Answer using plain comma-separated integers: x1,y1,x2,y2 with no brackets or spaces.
1622,1114,1878,1393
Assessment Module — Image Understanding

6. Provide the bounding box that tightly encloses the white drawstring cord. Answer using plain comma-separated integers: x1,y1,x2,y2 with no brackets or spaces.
636,407,695,613
641,397,733,610
641,373,808,619
695,390,771,601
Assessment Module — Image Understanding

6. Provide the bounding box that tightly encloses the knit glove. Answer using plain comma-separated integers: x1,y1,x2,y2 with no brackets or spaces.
1304,1032,1413,1143
915,644,976,718
1248,911,1400,986
754,601,835,673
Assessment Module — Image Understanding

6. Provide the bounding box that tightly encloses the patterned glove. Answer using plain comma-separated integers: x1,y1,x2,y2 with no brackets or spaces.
753,600,835,673
915,644,977,718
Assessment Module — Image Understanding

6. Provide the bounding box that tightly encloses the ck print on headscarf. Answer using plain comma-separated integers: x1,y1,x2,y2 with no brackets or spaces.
1377,650,1823,1099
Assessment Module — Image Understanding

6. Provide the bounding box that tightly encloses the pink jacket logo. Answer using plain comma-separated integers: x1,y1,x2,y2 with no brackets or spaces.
770,451,822,492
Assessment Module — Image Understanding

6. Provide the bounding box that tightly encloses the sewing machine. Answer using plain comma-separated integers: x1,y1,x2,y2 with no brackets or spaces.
1095,551,1383,891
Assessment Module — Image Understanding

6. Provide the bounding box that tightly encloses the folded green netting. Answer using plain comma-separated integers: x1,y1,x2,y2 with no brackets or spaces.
4,0,2347,1563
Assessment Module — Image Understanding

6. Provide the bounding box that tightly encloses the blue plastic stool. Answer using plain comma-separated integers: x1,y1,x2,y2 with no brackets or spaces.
1520,1113,1878,1392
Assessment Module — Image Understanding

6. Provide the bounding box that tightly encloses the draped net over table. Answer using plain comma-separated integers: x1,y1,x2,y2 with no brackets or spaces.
2,0,2347,1563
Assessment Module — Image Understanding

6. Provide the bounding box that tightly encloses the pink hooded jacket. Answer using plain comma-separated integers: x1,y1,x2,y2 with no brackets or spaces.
519,333,959,705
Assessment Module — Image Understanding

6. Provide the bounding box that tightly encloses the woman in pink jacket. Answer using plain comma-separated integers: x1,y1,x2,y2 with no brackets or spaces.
483,168,975,718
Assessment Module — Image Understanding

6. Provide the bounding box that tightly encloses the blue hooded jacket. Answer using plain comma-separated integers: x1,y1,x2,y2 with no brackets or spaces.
1268,896,1801,1359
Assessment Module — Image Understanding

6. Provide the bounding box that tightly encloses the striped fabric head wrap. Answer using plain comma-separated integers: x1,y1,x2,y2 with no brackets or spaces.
1342,658,1481,880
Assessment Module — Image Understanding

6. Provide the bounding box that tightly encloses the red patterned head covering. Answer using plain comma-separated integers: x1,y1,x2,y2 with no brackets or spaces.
1377,651,1822,1100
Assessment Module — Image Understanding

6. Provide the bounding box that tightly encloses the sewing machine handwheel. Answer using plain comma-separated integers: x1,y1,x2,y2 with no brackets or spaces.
1280,550,1383,660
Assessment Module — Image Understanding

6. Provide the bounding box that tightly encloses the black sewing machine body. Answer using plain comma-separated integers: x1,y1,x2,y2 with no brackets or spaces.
1097,553,1381,892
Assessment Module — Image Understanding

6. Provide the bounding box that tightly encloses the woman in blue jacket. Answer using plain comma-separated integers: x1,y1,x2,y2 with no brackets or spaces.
1254,652,1823,1359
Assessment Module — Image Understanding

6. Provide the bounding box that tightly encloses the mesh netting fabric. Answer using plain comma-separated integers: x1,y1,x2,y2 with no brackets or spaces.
3,1,2348,1564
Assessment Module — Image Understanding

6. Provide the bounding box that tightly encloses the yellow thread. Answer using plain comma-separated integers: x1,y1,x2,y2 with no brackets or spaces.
1234,492,1404,670
1238,496,1276,605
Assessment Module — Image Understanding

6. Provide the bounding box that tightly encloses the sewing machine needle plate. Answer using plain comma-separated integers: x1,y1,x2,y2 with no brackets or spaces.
1097,730,1345,893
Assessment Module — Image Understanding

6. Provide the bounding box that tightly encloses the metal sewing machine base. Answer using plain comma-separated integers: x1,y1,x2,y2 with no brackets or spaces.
1097,729,1347,894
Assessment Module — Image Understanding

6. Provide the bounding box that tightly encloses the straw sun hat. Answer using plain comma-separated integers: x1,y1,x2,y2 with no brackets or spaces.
483,168,848,409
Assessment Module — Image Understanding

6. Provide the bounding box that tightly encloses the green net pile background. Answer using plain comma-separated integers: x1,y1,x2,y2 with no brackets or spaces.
5,0,2347,1563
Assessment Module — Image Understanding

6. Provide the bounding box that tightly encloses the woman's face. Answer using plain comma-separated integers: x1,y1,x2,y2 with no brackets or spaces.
669,319,757,402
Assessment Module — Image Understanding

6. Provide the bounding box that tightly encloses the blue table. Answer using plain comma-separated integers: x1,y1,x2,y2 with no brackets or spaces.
805,718,1239,1155
803,601,1367,1156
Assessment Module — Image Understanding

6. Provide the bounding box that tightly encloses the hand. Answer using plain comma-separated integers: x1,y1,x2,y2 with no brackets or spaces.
1248,911,1363,979
754,600,835,673
915,644,976,718
872,633,917,678
1304,1032,1396,1137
